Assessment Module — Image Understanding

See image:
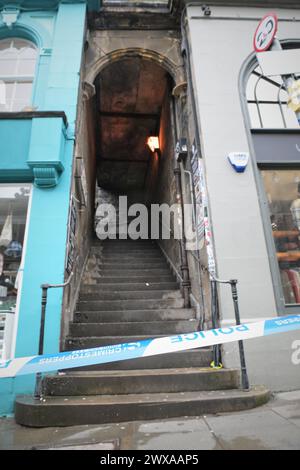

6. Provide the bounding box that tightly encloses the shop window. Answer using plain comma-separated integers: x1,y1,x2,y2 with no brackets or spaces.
0,184,31,313
245,45,300,309
0,38,38,112
261,170,300,305
246,66,299,129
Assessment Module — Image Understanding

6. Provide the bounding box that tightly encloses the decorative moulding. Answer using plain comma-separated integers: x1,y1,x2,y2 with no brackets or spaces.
32,166,61,188
1,7,20,29
82,81,96,101
27,117,66,188
40,47,52,56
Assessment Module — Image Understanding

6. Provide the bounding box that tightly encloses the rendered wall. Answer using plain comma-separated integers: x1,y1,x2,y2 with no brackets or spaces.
186,5,300,390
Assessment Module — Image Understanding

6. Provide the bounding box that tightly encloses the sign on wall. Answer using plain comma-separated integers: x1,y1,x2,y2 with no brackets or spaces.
252,130,300,164
191,141,205,249
253,13,278,52
66,196,77,274
191,141,216,274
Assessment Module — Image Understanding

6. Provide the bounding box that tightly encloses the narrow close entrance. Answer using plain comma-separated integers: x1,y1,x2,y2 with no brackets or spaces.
93,56,178,248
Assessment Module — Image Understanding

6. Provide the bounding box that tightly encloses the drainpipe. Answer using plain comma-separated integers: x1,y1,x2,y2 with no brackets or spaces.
174,167,191,308
171,95,191,308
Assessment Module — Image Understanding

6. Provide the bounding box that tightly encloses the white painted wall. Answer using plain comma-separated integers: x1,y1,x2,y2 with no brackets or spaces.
187,5,300,390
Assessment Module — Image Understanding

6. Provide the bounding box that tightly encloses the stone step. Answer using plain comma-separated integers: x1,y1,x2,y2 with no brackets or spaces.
96,244,161,250
93,258,168,265
76,298,184,311
90,275,175,284
97,262,170,276
80,282,179,293
94,250,165,260
75,308,195,323
92,240,157,247
98,256,168,269
95,268,171,276
78,290,181,301
15,386,271,427
42,368,240,396
69,320,200,337
69,349,213,371
98,248,162,254
65,335,166,349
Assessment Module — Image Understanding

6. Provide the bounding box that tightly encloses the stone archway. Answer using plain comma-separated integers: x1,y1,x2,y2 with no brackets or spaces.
83,38,186,100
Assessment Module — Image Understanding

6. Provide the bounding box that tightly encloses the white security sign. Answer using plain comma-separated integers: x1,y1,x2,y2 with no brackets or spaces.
253,13,278,52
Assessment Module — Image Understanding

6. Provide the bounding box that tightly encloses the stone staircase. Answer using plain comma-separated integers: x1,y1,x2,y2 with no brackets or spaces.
15,239,270,427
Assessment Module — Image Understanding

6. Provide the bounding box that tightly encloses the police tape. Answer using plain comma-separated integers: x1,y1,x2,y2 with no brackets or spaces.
1,314,300,379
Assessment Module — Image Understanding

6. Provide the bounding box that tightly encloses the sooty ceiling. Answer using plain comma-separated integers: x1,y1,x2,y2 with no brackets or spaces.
95,57,169,192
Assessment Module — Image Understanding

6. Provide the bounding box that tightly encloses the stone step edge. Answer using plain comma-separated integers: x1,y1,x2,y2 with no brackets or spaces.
14,386,271,427
44,367,239,378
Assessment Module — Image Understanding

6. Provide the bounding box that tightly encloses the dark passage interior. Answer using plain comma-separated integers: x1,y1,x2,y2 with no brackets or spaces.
93,56,176,221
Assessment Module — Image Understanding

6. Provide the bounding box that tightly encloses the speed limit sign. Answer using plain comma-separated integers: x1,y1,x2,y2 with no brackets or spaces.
253,13,278,52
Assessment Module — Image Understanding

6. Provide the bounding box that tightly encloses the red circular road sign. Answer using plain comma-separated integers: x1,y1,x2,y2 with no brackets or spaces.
253,13,278,52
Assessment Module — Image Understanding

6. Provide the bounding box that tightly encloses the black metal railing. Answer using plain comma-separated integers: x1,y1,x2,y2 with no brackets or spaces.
209,273,250,390
34,270,74,399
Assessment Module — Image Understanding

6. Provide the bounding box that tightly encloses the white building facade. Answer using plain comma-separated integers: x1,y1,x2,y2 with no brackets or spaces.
185,1,300,390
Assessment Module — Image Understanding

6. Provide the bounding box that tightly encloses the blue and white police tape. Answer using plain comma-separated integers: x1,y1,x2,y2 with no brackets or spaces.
1,314,300,379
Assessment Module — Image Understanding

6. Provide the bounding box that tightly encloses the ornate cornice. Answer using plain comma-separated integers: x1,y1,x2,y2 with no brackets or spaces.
32,166,61,188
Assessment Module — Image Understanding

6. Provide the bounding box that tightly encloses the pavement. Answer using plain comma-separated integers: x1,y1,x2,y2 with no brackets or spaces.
0,390,300,450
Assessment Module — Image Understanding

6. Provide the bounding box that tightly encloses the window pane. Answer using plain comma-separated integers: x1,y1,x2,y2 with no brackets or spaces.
0,38,37,110
259,103,286,128
0,82,14,111
0,56,17,76
16,45,37,76
0,81,33,111
11,82,33,111
246,66,300,129
261,169,300,305
0,184,30,313
16,58,36,76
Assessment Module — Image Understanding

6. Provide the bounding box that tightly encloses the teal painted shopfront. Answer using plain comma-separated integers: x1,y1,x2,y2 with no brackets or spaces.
0,1,91,415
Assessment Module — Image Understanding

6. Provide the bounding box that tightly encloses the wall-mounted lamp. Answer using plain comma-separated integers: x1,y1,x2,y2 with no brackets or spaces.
175,138,188,162
147,136,160,153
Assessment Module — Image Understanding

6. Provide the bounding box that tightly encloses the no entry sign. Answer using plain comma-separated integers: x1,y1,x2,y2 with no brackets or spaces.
254,13,278,52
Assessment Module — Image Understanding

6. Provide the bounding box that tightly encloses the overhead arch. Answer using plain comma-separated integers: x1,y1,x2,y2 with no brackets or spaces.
85,46,184,89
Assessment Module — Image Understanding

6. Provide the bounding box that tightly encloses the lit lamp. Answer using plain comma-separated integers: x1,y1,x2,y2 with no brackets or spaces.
147,136,160,154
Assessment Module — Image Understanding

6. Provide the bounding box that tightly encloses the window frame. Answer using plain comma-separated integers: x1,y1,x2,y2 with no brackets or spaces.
0,37,38,112
240,39,300,315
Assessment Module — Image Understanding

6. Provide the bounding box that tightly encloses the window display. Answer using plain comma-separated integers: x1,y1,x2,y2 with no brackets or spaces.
262,170,300,304
0,184,30,313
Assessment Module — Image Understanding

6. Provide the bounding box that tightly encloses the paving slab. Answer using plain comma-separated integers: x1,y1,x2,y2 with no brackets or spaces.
130,418,219,450
1,391,300,450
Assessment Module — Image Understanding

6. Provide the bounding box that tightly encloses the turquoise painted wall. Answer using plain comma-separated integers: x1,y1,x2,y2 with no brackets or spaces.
0,119,32,181
0,2,86,415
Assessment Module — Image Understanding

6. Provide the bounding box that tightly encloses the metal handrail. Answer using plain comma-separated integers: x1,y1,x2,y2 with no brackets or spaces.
209,272,250,390
34,266,76,399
